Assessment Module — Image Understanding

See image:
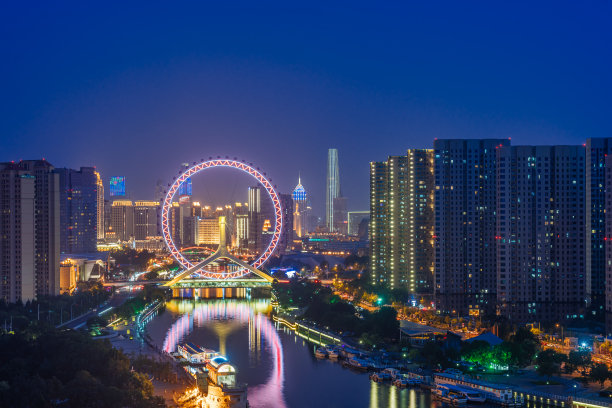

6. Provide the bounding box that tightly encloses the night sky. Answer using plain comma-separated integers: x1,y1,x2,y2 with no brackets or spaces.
1,2,610,214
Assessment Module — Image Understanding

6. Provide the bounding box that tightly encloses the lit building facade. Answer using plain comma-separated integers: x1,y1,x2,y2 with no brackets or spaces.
370,149,434,293
326,148,340,232
604,155,612,336
292,176,307,237
134,201,159,240
56,166,98,254
434,139,508,315
110,200,134,241
278,193,293,254
196,218,220,246
497,145,586,323
96,171,104,240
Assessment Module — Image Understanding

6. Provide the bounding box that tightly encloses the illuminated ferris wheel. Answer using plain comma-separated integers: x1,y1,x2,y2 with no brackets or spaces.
161,158,282,280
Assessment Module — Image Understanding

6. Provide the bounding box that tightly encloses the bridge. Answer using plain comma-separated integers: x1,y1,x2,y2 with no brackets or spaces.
104,217,274,294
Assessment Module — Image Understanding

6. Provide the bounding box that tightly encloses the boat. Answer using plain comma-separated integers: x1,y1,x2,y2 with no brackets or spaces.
434,373,521,406
344,357,370,371
328,347,340,360
393,377,409,388
407,378,422,386
314,347,328,359
454,386,486,403
382,368,401,379
433,385,468,405
370,371,392,382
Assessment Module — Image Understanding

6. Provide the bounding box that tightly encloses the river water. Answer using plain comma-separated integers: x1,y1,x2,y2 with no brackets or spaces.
145,298,440,408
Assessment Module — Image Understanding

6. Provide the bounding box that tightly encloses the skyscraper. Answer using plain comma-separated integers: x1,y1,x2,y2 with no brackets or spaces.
370,149,434,293
586,138,612,314
292,176,307,237
434,139,509,315
326,148,340,232
278,193,293,254
134,201,160,240
109,176,126,197
497,145,586,323
96,171,104,240
347,211,369,237
333,196,348,235
110,200,134,241
56,167,98,254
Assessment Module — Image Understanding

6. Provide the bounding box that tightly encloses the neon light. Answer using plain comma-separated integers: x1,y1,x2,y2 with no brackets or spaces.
161,159,283,280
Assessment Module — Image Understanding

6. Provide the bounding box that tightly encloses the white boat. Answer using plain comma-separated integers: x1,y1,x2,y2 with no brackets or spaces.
314,347,328,359
455,386,486,403
434,373,519,406
382,368,401,379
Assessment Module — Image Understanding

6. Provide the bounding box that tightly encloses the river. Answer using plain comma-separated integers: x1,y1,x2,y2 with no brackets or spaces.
145,298,440,408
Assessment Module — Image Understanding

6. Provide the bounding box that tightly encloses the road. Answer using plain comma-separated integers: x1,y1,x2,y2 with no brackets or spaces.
59,289,139,330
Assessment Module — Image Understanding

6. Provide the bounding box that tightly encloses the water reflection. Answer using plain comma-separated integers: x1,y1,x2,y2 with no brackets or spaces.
152,299,442,408
161,299,286,408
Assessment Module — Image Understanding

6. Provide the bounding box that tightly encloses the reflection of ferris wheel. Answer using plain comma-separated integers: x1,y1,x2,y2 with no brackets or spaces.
161,159,282,280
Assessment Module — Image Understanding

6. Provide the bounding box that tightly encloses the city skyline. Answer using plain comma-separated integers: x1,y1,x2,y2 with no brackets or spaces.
1,2,610,214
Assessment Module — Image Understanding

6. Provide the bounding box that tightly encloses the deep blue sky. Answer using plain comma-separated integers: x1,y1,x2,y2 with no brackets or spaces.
1,2,610,214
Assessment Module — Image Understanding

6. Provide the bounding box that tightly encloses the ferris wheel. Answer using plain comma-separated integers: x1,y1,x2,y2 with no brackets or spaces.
161,158,282,280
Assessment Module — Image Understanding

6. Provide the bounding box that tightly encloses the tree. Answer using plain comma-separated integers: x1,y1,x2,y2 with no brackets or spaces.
568,350,592,376
536,349,566,380
589,363,610,387
508,327,541,367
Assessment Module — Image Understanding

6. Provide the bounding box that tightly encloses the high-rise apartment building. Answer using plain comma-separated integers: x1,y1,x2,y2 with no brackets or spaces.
0,164,36,302
497,145,586,323
0,160,61,299
110,200,134,241
333,196,348,235
326,148,340,232
586,138,612,314
56,167,98,253
370,149,434,293
134,201,160,240
96,171,104,240
434,139,508,315
605,155,612,335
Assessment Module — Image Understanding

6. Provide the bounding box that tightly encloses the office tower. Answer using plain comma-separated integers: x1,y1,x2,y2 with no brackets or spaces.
192,201,202,218
155,179,166,203
0,164,36,302
434,139,509,315
56,167,98,254
370,149,434,293
497,145,586,323
134,201,160,240
278,194,293,254
109,176,126,197
96,171,104,240
333,197,348,235
326,148,340,232
196,218,220,246
347,211,370,237
292,176,307,237
247,186,261,253
234,203,249,249
586,138,612,314
110,200,134,241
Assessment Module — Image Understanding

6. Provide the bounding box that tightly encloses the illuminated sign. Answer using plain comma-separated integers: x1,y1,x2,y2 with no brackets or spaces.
109,176,125,197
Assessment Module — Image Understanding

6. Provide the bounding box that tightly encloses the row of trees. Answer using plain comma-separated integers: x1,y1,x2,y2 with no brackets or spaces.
536,349,611,386
274,281,400,346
